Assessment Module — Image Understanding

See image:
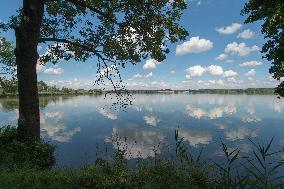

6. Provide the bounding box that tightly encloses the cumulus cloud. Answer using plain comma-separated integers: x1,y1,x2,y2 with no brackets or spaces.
176,36,213,55
185,65,238,79
239,61,263,67
185,65,207,79
245,69,256,76
238,29,254,39
225,42,260,56
170,70,176,74
216,23,242,34
223,70,238,78
215,53,228,61
143,59,161,69
43,66,64,75
207,65,224,75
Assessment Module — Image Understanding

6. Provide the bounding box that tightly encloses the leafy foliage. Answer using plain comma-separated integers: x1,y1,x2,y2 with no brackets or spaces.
0,126,55,169
0,36,16,80
241,0,284,97
1,0,188,107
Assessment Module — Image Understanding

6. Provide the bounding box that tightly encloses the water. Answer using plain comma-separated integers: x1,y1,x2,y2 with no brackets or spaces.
1,94,284,167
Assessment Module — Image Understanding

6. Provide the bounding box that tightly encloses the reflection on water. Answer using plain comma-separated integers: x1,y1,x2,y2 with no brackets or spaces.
105,125,165,159
0,94,284,167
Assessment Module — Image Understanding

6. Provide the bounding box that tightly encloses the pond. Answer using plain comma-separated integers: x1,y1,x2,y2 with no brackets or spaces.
1,94,284,167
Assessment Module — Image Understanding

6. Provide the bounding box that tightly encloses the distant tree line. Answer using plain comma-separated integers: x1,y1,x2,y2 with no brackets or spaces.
188,88,275,95
0,80,103,96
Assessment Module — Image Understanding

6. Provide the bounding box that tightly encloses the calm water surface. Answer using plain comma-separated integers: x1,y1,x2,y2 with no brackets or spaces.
1,94,284,167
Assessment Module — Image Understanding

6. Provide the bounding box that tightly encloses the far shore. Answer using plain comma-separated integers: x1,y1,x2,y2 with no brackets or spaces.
0,88,277,98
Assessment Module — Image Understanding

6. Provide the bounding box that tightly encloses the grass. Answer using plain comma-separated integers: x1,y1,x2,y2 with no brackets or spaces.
0,126,284,189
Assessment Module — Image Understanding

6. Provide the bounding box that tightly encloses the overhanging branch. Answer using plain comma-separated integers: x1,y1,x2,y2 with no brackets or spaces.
39,37,101,55
47,0,121,26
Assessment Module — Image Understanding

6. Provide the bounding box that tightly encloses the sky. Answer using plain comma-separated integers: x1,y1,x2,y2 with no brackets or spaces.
0,0,281,90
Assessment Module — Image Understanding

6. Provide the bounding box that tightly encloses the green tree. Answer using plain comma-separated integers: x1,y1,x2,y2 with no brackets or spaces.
241,0,284,97
1,0,188,140
0,36,16,81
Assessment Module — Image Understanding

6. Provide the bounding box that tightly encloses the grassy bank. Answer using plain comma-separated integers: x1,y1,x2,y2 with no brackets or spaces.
0,126,284,189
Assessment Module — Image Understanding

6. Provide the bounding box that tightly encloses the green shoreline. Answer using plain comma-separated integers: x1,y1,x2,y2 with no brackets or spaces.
0,88,277,98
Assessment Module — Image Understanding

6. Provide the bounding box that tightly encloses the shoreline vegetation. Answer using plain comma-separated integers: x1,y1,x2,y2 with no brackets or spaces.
1,126,284,189
0,80,276,97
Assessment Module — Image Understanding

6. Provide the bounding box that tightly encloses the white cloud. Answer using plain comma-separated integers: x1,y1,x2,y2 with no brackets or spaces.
225,42,260,56
185,65,207,79
43,66,64,75
226,59,234,63
215,53,228,61
97,64,118,77
132,74,143,79
145,72,153,78
223,70,238,78
245,69,256,76
170,70,176,74
207,65,224,75
143,59,161,69
185,65,237,79
36,63,44,72
216,23,242,34
227,77,237,83
239,61,263,67
209,79,225,86
132,72,154,79
238,29,254,39
176,36,213,55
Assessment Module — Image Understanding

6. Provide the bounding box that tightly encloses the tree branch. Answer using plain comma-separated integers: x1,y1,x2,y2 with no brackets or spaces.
39,37,100,55
47,0,121,26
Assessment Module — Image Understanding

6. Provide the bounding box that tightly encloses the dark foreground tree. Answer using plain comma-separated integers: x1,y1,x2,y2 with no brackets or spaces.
0,0,188,140
241,0,284,97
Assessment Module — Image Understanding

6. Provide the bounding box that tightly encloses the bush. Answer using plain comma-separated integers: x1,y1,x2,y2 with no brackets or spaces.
0,126,55,169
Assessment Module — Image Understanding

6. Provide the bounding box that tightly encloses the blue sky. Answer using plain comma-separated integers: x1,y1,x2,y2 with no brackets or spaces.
0,0,280,90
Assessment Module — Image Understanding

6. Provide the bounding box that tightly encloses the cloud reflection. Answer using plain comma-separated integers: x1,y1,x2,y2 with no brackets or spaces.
97,107,118,120
225,127,257,141
105,126,165,159
144,115,160,126
186,104,237,119
41,111,80,142
178,128,212,147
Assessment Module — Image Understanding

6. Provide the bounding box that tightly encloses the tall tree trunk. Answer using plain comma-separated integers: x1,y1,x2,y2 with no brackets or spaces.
16,0,44,141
